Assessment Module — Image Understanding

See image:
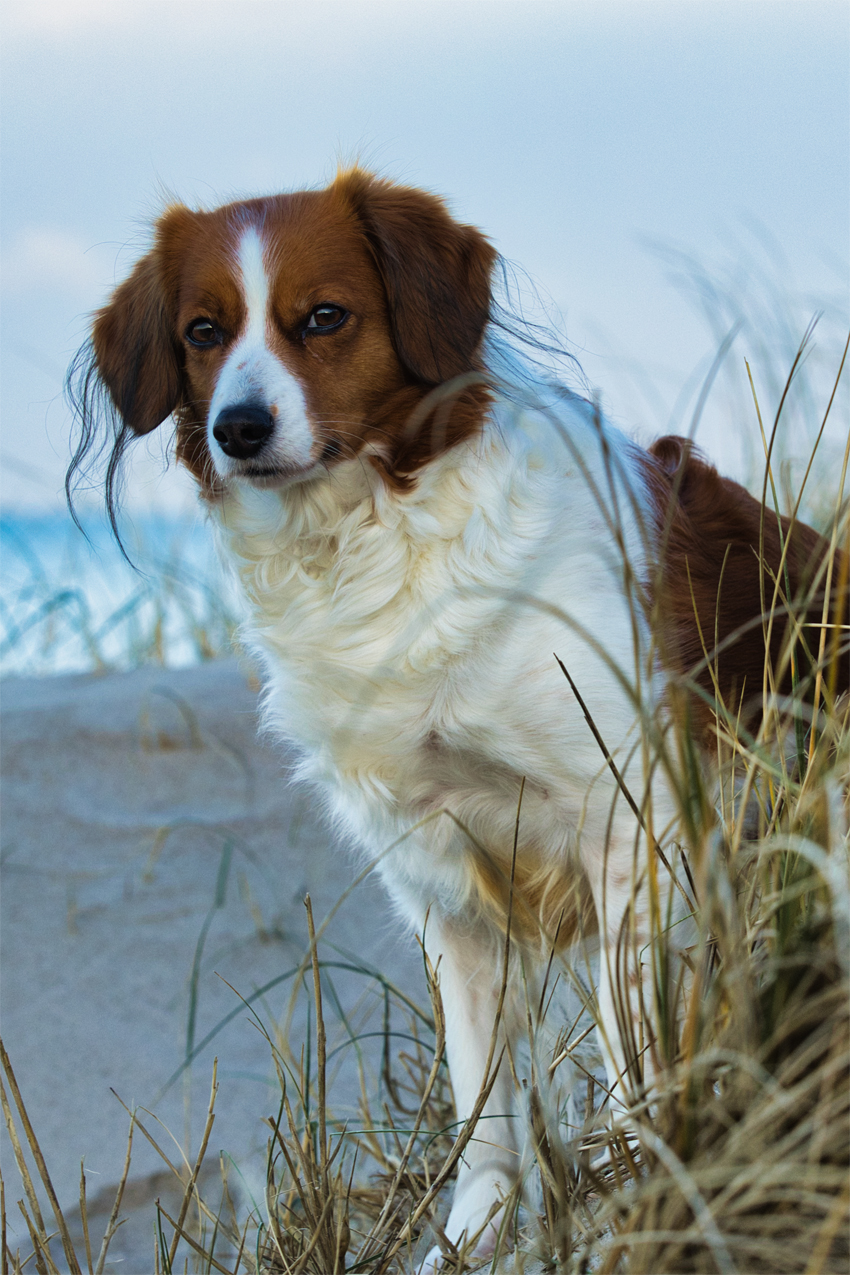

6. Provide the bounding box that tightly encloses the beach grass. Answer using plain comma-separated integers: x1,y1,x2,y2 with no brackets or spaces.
0,511,241,678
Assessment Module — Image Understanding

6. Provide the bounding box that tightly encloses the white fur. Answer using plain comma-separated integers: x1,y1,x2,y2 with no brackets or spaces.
209,375,684,1265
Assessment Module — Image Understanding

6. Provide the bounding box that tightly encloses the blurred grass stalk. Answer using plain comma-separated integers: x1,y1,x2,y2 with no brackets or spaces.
1,308,848,1271
0,513,242,677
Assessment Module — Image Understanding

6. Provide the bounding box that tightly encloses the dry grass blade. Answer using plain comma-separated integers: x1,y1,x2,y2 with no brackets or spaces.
555,654,698,918
304,897,329,1201
362,946,447,1248
630,1122,737,1274
167,1058,218,1269
78,1164,93,1275
92,1116,133,1275
0,1075,47,1261
16,1199,53,1275
804,1181,850,1275
155,1201,236,1275
1,1169,7,1275
809,437,850,759
370,1050,506,1274
0,1039,80,1275
109,1081,242,1252
109,1089,182,1175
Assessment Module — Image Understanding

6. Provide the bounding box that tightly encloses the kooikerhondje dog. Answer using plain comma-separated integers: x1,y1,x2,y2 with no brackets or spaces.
69,169,848,1268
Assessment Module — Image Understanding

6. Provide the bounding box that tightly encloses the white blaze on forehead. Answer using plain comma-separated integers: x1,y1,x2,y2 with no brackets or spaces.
207,223,317,480
238,226,269,337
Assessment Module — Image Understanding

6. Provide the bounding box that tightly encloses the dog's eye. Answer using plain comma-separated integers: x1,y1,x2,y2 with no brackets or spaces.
306,305,348,334
186,319,221,347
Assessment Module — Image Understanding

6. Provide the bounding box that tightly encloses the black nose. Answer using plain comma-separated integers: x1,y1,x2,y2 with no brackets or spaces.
212,405,275,460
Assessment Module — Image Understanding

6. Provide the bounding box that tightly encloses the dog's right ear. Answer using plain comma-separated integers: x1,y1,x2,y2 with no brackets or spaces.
92,209,188,434
334,168,496,385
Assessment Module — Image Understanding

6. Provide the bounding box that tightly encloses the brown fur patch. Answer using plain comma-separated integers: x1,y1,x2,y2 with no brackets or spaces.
643,436,849,739
467,846,598,952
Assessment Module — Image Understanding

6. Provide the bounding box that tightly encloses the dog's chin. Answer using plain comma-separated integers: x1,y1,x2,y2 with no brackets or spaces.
240,466,313,490
220,440,349,492
225,458,324,491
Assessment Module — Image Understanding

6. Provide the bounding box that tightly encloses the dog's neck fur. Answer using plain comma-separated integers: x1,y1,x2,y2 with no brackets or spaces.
213,387,652,793
214,388,651,675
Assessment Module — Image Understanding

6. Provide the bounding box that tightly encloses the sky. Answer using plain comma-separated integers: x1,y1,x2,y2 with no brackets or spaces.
1,0,848,513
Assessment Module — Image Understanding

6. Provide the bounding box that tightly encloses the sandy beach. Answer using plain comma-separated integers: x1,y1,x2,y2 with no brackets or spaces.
1,658,426,1270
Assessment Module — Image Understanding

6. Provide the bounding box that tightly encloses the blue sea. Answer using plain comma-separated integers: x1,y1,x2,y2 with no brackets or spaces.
0,509,243,677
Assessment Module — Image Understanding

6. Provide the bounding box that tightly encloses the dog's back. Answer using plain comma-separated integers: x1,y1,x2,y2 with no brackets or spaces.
646,435,849,737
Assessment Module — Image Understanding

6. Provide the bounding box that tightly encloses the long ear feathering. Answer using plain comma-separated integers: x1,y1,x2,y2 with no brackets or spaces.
65,338,139,552
488,256,589,397
65,211,189,550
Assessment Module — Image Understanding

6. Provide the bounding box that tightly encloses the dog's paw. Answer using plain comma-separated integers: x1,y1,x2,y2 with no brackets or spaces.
419,1244,448,1274
420,1231,500,1273
419,1167,514,1271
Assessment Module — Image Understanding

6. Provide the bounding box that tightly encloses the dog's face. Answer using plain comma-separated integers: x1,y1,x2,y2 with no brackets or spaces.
90,170,497,496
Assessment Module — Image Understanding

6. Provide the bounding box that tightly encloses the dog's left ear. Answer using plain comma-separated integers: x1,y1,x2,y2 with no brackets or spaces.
335,169,497,384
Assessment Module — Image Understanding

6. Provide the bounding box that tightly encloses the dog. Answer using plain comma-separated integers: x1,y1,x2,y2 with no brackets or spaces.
68,168,849,1268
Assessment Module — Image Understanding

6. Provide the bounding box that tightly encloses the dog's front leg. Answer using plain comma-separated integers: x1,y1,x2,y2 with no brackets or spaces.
581,820,692,1122
420,912,521,1272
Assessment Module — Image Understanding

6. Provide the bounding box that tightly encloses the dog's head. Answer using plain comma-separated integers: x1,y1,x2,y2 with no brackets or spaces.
70,169,497,508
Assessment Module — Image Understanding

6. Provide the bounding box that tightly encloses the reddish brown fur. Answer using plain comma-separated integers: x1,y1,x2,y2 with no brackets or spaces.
644,436,850,738
90,170,496,499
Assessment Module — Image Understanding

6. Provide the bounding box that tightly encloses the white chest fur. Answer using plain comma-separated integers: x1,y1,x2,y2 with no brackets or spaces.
213,395,656,921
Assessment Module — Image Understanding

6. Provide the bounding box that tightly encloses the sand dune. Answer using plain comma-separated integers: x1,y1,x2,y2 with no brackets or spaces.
1,659,424,1269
